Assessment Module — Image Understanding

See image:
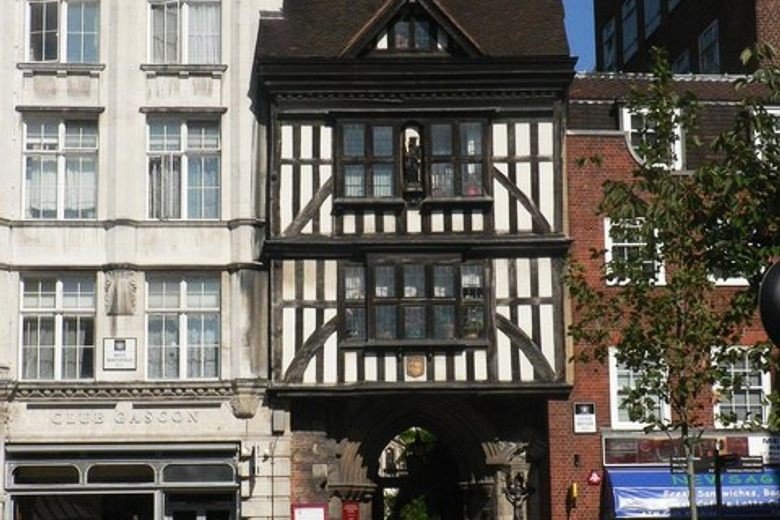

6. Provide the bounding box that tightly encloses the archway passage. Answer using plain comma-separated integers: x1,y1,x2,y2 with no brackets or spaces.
376,427,463,520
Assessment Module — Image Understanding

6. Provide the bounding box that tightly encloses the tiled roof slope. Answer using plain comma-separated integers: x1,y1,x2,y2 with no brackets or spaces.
571,73,769,102
256,0,569,58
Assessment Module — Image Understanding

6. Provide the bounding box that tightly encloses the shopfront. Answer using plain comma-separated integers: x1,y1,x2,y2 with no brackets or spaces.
6,443,239,520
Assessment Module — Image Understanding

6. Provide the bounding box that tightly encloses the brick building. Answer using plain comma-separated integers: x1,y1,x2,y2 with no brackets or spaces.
560,73,780,519
594,0,780,73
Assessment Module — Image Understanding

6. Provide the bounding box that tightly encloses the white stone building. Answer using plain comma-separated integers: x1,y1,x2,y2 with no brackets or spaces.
0,1,286,518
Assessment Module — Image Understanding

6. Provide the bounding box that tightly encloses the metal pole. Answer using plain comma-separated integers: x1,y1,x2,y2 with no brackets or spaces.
714,447,723,520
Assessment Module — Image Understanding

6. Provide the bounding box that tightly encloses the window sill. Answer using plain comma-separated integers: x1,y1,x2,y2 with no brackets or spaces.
420,196,493,211
17,62,105,77
140,64,228,78
332,198,407,213
341,338,489,350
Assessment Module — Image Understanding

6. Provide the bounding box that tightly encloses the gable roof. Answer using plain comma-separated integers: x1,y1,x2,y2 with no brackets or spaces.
256,0,569,59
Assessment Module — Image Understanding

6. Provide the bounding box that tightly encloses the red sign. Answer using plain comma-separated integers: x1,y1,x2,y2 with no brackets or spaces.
587,469,602,486
342,502,360,520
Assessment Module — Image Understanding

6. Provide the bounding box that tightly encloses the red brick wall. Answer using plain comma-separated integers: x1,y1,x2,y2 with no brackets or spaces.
756,0,780,60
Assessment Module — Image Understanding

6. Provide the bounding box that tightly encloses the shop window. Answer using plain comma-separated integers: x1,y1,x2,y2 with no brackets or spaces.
163,464,234,483
13,465,80,484
88,464,155,483
716,349,770,426
620,106,684,170
27,0,100,63
621,0,638,61
609,348,669,429
23,118,98,220
146,275,220,379
601,18,617,71
340,259,487,342
20,275,95,380
604,218,665,285
698,20,720,73
147,119,221,220
149,0,221,64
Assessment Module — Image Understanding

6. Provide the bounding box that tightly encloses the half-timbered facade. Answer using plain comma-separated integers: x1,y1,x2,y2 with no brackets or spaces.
252,1,574,518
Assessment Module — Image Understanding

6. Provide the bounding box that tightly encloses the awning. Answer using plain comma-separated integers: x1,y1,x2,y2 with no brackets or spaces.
607,468,780,518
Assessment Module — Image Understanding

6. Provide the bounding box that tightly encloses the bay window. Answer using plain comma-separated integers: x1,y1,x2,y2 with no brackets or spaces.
340,123,397,198
340,260,487,343
21,275,95,380
24,118,98,220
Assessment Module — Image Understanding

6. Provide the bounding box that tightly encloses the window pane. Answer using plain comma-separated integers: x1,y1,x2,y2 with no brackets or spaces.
462,305,484,338
431,125,451,155
433,266,454,297
188,1,220,64
67,1,100,63
149,122,181,151
375,266,395,297
373,126,393,157
23,279,56,309
372,165,393,197
403,265,425,297
148,155,182,219
148,279,180,309
186,278,220,309
403,306,425,339
461,164,482,196
343,124,364,156
460,123,482,156
188,155,220,219
414,20,431,49
187,122,220,150
394,20,410,49
344,166,365,197
345,307,365,339
64,155,97,219
461,265,483,299
65,121,98,149
430,163,454,197
25,156,58,219
344,267,365,300
26,121,59,150
63,278,95,308
433,305,455,339
375,306,397,339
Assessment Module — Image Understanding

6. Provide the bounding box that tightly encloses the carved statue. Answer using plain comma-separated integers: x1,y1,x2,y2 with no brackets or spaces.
404,135,422,186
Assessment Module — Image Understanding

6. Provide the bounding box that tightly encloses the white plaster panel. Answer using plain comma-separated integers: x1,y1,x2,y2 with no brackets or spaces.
343,213,356,234
281,126,293,159
452,211,464,232
282,261,296,301
431,211,444,232
517,259,531,298
492,123,508,157
344,351,358,383
537,258,553,298
320,196,333,235
280,164,294,231
517,162,533,231
320,126,332,160
364,213,376,234
538,122,554,156
384,355,397,382
406,209,421,233
454,352,467,381
474,350,487,381
383,213,396,233
300,126,313,159
282,309,296,374
539,161,555,230
520,352,534,382
299,165,313,234
515,123,531,156
364,355,378,381
303,260,316,300
497,306,512,382
303,308,316,349
303,359,316,384
471,211,484,232
540,304,556,372
434,354,447,382
324,261,337,301
495,259,509,299
323,309,338,383
494,179,510,233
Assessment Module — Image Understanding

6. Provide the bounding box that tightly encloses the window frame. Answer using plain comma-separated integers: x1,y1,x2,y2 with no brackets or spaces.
714,348,771,427
609,348,670,430
337,122,400,199
604,217,666,286
621,0,639,61
22,116,99,220
338,257,490,346
671,49,691,74
26,0,101,64
19,275,96,381
145,274,221,381
148,0,222,65
146,118,221,220
698,20,720,74
620,106,684,170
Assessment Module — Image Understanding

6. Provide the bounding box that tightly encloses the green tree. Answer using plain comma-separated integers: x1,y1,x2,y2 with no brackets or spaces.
567,48,779,520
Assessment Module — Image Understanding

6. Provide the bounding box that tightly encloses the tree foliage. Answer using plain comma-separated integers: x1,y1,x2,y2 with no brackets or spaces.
567,47,779,519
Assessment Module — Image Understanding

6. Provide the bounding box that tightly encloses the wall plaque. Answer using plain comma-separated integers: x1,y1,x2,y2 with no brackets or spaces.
292,504,327,520
573,402,597,434
103,338,137,370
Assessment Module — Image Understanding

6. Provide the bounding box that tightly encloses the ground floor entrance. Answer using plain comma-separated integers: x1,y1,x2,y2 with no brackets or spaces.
281,394,551,520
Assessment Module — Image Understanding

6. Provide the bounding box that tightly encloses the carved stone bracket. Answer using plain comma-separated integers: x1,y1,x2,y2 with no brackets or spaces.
105,270,138,315
230,394,260,419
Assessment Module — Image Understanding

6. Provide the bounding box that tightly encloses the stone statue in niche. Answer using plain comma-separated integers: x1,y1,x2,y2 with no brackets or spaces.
105,270,137,315
403,125,424,200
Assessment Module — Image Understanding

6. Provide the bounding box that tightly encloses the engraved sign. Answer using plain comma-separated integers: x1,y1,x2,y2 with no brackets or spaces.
103,338,137,370
49,410,199,426
573,402,597,434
